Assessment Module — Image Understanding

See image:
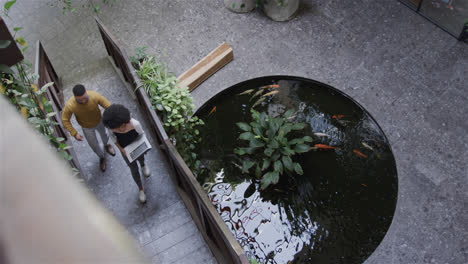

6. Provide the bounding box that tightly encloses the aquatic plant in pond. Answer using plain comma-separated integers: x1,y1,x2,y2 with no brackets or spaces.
234,109,313,190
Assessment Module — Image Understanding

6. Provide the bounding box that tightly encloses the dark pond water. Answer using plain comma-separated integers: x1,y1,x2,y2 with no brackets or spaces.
194,76,398,264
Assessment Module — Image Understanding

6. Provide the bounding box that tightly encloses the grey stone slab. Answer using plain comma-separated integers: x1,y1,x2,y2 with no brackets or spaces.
145,205,192,243
143,200,187,226
151,233,209,264
367,158,468,264
128,220,153,246
390,120,466,186
143,221,199,258
424,86,468,135
173,245,217,264
420,41,468,96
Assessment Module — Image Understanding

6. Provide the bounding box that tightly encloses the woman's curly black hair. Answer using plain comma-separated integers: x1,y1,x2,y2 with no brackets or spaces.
102,104,130,129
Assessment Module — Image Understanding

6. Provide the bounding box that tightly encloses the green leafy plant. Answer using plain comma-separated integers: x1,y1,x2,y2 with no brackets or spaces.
130,46,148,69
232,2,247,9
249,257,264,264
2,0,16,16
256,0,287,7
136,56,204,173
234,109,312,190
1,21,77,174
1,66,75,164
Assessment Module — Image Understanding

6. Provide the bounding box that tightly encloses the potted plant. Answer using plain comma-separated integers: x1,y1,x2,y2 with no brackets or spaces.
258,0,300,22
224,0,256,13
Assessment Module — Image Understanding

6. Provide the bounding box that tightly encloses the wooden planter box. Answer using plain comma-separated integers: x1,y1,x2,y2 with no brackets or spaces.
133,70,249,264
95,17,249,264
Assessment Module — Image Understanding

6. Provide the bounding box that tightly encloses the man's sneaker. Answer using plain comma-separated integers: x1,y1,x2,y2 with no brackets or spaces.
142,165,150,177
139,190,146,203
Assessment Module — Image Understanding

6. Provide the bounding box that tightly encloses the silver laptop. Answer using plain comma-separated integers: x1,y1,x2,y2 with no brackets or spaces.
123,134,152,163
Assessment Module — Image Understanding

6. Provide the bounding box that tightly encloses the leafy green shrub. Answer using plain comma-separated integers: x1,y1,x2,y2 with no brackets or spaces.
249,257,264,264
136,56,204,172
234,109,312,189
129,46,148,69
1,64,75,165
1,24,75,167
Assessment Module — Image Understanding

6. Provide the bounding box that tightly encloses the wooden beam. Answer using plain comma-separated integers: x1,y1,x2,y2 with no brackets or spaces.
177,42,233,92
0,17,24,67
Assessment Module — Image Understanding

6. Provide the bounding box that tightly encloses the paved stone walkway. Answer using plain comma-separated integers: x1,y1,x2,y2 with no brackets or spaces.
2,0,467,263
2,1,216,263
61,63,216,264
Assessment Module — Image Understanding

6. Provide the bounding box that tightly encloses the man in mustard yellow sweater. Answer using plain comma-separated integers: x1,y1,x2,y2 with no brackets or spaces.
62,85,116,172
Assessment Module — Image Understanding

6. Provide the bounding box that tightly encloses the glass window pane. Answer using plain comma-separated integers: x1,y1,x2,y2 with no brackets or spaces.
419,0,467,36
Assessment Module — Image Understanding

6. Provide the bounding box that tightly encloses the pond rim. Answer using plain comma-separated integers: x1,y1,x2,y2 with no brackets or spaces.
193,74,401,263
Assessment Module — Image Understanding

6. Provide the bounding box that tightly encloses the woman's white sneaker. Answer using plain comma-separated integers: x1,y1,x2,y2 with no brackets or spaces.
142,165,150,177
139,190,146,203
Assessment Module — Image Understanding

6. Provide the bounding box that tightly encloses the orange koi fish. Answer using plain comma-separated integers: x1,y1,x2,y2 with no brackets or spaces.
260,84,280,89
332,114,345,119
353,149,368,158
209,106,216,115
314,144,338,150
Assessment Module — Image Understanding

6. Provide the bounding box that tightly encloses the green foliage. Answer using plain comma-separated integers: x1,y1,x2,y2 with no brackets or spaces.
1,20,76,171
231,2,247,9
136,56,204,174
1,66,74,164
2,0,16,16
46,0,117,14
256,0,287,7
249,257,264,264
234,109,312,190
130,46,149,69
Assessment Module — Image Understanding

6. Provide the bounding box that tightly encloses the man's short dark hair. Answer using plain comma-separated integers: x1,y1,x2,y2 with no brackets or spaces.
102,104,131,129
72,84,86,96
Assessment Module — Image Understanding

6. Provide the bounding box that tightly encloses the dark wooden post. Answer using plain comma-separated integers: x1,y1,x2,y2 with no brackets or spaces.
0,16,23,67
34,40,83,176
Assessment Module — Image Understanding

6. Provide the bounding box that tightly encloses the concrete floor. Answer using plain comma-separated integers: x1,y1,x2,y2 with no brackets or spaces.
2,0,467,263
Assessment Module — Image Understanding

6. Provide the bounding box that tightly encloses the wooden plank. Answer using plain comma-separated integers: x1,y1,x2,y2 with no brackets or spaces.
34,40,83,177
95,17,126,56
40,42,60,86
0,17,24,66
177,42,233,92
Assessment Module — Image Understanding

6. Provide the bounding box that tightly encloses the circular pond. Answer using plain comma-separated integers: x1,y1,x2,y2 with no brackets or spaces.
194,76,398,264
